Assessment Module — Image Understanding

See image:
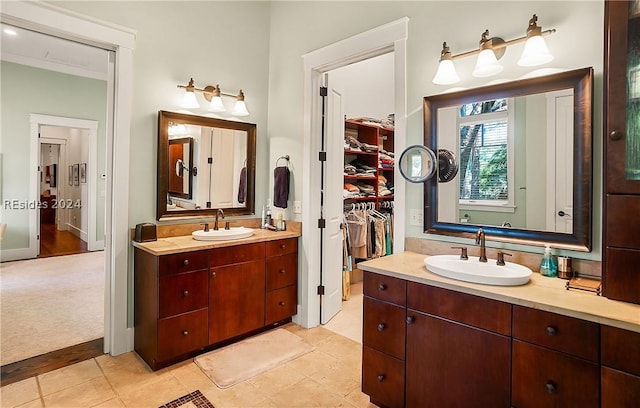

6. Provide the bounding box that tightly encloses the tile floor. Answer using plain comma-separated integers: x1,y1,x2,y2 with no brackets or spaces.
1,283,371,408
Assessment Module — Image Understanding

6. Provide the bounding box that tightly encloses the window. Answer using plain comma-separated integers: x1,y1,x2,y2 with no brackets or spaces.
458,98,515,212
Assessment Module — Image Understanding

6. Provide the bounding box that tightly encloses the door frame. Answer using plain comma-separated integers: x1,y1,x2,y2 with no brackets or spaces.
34,115,102,252
1,1,135,356
300,18,408,328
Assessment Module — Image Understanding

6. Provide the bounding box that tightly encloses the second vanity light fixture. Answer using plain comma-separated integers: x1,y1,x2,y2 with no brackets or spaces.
177,78,249,116
432,14,556,85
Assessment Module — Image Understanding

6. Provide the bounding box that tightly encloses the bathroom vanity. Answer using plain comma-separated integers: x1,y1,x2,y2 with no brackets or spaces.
132,229,300,370
359,252,640,408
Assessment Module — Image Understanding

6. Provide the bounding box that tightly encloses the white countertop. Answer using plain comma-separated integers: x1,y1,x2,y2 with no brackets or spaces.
358,251,640,333
132,229,300,256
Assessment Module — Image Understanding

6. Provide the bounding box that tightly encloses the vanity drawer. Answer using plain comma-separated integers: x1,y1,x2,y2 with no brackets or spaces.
210,242,265,267
266,253,297,290
159,250,208,276
513,305,599,362
265,285,297,325
157,308,208,361
363,296,405,359
362,346,405,408
363,271,406,306
601,325,640,376
512,340,599,408
158,270,208,318
266,238,298,257
408,283,512,336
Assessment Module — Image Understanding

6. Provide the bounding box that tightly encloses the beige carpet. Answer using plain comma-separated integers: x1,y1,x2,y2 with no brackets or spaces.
0,251,105,365
194,328,315,389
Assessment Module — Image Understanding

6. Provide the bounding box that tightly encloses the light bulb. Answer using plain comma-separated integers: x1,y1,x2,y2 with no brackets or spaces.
472,49,503,77
433,59,460,85
518,35,554,66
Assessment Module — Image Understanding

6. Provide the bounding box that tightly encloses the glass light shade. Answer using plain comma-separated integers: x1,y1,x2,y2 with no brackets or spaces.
432,59,460,85
231,100,249,116
472,49,504,77
518,35,554,67
208,96,225,112
181,91,200,109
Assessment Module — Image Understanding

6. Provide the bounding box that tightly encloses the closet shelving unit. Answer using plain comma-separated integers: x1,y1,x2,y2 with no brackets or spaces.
343,118,394,209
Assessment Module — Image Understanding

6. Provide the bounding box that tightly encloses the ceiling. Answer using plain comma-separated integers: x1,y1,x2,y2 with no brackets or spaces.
1,23,109,80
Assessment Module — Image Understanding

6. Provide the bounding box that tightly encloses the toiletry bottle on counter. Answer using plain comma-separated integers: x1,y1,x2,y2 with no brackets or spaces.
540,245,557,277
265,205,272,227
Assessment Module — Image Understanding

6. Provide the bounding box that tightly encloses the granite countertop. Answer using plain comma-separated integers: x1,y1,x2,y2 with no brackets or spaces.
132,228,301,256
358,251,640,333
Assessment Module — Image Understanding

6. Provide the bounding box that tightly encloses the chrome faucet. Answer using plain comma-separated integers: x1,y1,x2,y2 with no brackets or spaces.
476,228,487,263
214,209,225,230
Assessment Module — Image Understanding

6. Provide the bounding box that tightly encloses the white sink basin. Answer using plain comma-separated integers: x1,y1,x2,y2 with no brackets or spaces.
192,227,254,241
424,254,532,286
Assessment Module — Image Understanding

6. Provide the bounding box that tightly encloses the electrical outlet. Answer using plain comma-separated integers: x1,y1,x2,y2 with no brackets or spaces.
293,201,302,214
409,209,423,226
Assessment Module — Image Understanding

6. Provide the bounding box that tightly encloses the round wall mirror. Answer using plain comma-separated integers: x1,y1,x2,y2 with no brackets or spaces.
398,145,437,183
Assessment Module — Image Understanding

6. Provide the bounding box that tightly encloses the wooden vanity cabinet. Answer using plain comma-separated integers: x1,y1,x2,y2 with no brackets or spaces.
209,242,265,344
406,284,511,408
512,306,600,408
600,325,640,407
361,271,406,408
134,250,210,370
134,237,299,370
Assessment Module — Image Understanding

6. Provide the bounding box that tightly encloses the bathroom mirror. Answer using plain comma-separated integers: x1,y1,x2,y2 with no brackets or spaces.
399,145,437,183
423,67,593,251
157,110,256,220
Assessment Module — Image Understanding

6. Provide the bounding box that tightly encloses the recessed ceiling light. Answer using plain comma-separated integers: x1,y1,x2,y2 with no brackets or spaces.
3,28,18,36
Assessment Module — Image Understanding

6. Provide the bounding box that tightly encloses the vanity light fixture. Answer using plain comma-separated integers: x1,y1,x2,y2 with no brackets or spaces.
432,14,556,85
177,78,250,116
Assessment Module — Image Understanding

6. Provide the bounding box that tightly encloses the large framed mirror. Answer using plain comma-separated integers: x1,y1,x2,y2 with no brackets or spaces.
157,110,256,220
423,67,593,251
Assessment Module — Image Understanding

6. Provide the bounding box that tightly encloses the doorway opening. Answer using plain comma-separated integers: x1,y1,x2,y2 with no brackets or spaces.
300,18,408,329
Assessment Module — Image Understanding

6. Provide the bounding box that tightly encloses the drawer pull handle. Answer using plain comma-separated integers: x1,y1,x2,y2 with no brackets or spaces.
211,272,217,278
377,323,386,332
183,259,189,266
546,326,557,336
279,269,286,274
609,130,624,141
182,330,189,336
545,381,556,394
378,284,387,291
182,290,189,297
406,316,415,324
280,244,286,249
279,301,286,307
377,374,385,382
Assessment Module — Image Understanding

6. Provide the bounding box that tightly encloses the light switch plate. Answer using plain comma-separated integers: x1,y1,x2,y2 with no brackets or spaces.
409,209,423,226
293,201,302,214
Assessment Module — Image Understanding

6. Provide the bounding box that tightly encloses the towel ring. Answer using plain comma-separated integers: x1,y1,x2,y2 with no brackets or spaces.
276,155,290,167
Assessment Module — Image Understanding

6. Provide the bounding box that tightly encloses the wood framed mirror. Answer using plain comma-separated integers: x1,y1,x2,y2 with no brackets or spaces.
423,67,593,251
157,110,256,220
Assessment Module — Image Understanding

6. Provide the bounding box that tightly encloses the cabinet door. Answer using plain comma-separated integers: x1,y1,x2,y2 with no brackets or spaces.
362,346,404,408
363,297,405,360
406,311,511,408
601,366,640,407
209,260,265,343
512,340,599,408
604,0,640,193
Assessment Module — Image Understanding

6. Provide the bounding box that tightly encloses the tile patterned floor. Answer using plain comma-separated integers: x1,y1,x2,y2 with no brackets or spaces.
1,285,374,408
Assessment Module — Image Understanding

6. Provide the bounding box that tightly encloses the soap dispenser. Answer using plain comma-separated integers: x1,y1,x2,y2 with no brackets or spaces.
540,245,558,277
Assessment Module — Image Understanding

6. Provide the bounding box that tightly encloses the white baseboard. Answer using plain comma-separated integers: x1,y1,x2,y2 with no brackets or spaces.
1,247,36,262
66,223,87,242
89,240,105,252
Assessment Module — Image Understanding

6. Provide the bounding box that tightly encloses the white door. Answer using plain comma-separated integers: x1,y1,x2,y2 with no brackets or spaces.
320,80,345,324
546,90,574,233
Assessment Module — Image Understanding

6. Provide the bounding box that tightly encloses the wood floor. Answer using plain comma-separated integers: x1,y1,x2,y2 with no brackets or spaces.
0,338,104,386
39,222,88,258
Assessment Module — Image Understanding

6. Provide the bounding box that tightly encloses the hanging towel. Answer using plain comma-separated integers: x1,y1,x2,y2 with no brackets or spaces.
238,166,247,204
273,166,290,208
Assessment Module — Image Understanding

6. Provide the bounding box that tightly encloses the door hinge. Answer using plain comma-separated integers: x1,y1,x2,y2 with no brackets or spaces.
319,86,327,97
207,157,213,164
317,285,325,295
206,202,211,208
318,151,326,162
317,218,326,229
